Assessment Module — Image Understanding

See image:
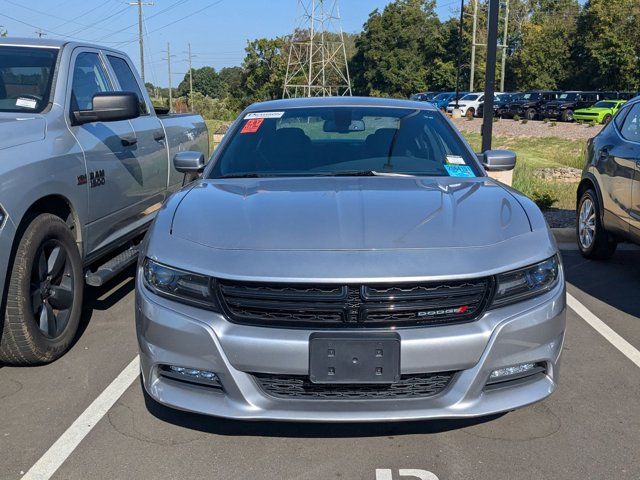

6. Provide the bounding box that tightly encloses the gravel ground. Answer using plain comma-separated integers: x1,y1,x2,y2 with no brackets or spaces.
544,208,576,228
452,117,603,140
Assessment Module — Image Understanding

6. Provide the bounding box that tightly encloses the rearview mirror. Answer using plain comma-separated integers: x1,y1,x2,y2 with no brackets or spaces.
73,92,140,125
174,151,205,174
479,150,517,172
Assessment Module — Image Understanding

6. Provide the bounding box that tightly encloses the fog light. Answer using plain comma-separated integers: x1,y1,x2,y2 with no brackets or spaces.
486,362,545,386
160,365,222,389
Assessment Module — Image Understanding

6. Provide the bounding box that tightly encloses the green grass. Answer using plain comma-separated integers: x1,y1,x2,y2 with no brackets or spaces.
463,133,585,210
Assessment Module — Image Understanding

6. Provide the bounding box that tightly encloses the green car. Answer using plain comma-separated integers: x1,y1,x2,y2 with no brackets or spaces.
574,100,626,124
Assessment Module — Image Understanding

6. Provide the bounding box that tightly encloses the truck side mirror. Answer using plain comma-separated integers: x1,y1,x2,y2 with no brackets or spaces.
478,150,517,172
174,151,205,174
73,92,140,125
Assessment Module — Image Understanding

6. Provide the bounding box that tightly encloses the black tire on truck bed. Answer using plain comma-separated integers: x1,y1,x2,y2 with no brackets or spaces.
0,214,84,365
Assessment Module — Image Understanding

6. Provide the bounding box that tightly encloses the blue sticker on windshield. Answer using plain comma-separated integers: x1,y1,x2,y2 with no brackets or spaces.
444,165,476,178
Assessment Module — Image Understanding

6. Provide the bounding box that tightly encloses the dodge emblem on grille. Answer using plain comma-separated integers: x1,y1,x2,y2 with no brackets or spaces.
416,306,469,318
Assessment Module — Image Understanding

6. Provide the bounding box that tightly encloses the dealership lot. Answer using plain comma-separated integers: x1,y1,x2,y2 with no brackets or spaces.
1,246,640,480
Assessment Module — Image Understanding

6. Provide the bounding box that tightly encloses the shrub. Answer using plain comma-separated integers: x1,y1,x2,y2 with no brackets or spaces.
587,121,595,128
531,191,556,210
543,118,549,124
466,115,474,121
550,121,557,127
493,116,499,123
576,119,583,125
521,119,528,124
513,114,521,121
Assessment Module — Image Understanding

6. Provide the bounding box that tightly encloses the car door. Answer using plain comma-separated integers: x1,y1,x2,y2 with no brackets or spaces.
66,48,143,256
594,104,636,234
104,53,168,214
618,103,640,238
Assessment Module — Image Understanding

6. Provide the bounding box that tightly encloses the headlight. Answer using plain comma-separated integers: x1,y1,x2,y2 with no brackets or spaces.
491,256,560,308
143,259,218,310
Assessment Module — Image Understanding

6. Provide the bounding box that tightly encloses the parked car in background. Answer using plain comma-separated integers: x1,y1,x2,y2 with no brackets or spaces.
503,91,561,120
446,92,489,118
541,91,613,122
137,96,565,422
476,93,514,118
410,92,438,102
574,99,626,124
430,91,468,111
617,92,640,101
0,38,209,364
577,97,640,259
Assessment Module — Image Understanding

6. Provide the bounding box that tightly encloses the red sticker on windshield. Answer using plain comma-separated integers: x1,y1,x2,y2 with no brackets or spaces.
241,118,264,134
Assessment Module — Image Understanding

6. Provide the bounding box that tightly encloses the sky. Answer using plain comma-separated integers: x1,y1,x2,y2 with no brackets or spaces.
0,0,463,87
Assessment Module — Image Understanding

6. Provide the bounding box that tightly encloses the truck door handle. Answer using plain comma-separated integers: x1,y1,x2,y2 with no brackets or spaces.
153,130,165,142
120,135,137,147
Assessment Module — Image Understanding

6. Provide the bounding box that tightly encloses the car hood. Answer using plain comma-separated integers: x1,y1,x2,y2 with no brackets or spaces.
170,177,532,252
0,114,46,151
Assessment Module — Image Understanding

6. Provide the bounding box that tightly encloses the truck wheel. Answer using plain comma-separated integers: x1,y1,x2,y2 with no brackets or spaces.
577,189,617,260
465,108,475,118
602,114,613,125
561,109,574,122
0,214,84,365
525,108,537,121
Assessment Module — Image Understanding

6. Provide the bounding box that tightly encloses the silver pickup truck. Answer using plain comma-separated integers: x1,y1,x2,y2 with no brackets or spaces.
0,38,208,365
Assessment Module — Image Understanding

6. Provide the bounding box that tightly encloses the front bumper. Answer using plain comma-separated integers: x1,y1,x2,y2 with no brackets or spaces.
136,269,566,422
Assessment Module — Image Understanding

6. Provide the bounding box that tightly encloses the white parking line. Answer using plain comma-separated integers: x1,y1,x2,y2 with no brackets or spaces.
568,292,640,369
21,356,140,480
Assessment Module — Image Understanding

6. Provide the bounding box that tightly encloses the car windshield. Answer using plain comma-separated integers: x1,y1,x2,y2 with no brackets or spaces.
210,106,480,179
521,93,540,100
432,93,452,101
559,93,579,101
0,46,58,113
461,94,479,101
593,101,617,108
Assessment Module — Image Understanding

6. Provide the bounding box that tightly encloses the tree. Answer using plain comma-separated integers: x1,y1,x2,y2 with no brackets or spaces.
507,0,580,90
239,37,288,106
573,0,640,91
177,66,222,99
350,0,445,97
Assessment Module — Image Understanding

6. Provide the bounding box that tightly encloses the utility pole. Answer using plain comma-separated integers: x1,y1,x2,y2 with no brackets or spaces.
469,0,478,91
499,0,510,92
129,0,154,83
185,43,197,112
163,43,176,112
454,0,464,109
35,29,47,38
481,0,499,152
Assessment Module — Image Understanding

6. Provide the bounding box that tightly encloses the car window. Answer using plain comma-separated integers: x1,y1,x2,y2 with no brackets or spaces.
614,106,629,130
619,104,640,142
106,55,148,115
71,52,112,112
210,107,481,179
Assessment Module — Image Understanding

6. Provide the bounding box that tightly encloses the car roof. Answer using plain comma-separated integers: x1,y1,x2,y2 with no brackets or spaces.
246,96,439,112
0,37,67,48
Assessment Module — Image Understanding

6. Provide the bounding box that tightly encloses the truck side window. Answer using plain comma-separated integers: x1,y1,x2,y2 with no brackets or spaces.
106,55,148,115
71,53,112,111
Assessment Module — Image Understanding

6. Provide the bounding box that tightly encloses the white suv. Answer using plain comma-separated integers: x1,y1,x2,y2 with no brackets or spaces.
446,92,486,117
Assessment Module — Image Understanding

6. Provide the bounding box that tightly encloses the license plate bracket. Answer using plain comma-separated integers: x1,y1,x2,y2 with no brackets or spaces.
309,333,400,384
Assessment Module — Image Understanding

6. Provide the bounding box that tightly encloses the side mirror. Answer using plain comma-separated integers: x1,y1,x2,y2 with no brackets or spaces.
73,92,140,125
479,149,517,172
174,151,205,174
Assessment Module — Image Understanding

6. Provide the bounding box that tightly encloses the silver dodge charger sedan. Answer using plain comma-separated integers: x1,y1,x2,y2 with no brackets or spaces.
136,97,566,422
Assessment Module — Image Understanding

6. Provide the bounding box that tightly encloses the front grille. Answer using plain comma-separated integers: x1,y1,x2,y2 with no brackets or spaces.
216,278,493,328
253,372,456,400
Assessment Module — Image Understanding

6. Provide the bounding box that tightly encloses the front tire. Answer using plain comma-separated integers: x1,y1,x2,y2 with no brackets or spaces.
577,189,617,260
561,109,574,122
602,114,613,125
0,214,84,365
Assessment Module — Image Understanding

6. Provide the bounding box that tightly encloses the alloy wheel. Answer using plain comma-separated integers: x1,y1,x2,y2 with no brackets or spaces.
579,198,596,250
30,240,75,338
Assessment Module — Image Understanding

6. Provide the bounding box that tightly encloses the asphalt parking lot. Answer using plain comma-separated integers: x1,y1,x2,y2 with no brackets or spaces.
1,245,640,480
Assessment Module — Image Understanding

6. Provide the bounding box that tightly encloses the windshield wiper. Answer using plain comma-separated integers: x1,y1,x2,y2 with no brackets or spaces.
321,171,416,177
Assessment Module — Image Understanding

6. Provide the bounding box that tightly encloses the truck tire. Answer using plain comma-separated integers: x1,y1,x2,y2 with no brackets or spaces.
465,108,475,118
561,109,574,122
525,108,537,121
577,189,617,260
0,214,84,365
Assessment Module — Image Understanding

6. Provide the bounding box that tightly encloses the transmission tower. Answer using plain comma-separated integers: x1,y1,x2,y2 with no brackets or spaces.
283,0,352,98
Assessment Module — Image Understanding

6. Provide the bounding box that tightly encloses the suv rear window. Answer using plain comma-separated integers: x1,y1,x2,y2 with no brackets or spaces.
0,46,58,113
210,107,480,179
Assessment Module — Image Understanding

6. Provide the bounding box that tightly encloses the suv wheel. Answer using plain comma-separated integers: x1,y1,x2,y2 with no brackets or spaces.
561,109,574,122
525,108,537,121
577,189,617,260
0,214,84,365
